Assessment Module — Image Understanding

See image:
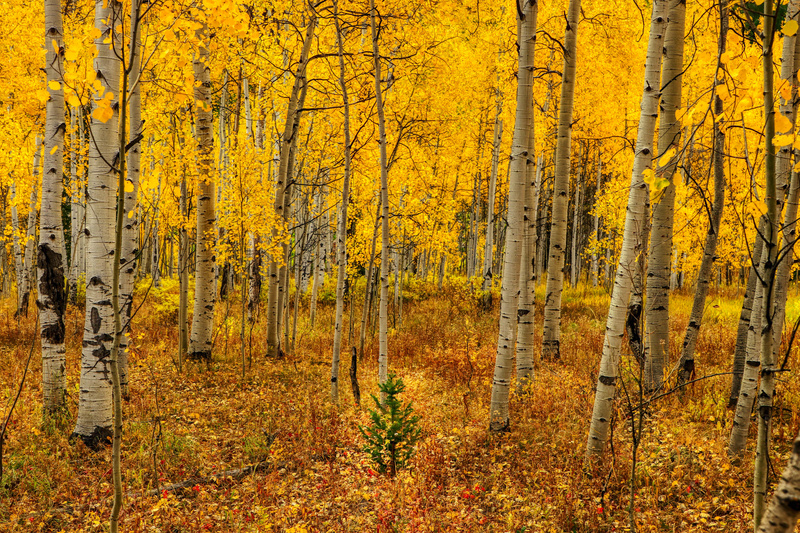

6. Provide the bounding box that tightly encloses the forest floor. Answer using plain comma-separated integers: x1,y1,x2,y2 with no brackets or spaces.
0,278,798,532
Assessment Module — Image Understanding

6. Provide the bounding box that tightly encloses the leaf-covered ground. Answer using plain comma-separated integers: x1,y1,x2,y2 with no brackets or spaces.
0,280,798,532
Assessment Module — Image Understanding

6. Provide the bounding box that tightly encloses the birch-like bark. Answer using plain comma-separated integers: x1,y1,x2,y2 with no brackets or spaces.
730,218,766,406
755,0,780,524
541,0,580,360
119,15,143,396
516,149,542,391
370,0,391,401
16,140,41,318
266,16,316,357
69,107,86,304
11,181,23,306
673,0,725,389
40,0,68,415
359,202,381,359
570,144,583,288
331,0,353,403
586,0,667,457
481,89,503,305
729,262,765,456
756,429,800,532
488,0,537,431
73,0,121,447
644,0,686,392
591,150,602,287
769,5,800,382
188,23,216,362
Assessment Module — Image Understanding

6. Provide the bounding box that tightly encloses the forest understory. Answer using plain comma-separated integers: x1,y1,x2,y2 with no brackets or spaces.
1,279,798,533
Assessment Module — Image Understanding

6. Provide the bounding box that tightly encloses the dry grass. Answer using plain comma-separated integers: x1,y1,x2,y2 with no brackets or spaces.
0,278,797,532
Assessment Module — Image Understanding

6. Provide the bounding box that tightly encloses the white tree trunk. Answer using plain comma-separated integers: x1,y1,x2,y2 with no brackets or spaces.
73,0,121,447
541,0,581,360
40,0,68,415
591,150,601,287
16,139,41,318
644,0,686,391
481,91,503,300
266,17,316,357
586,0,667,457
488,0,537,431
371,0,391,401
119,20,142,396
188,24,216,362
756,428,800,532
331,0,353,403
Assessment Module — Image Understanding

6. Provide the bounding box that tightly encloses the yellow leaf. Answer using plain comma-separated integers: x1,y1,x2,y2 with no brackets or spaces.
92,105,114,123
775,113,793,133
48,80,61,91
784,20,799,36
65,48,79,62
52,39,59,53
67,93,81,108
658,147,677,167
35,89,50,103
127,210,135,219
773,133,794,147
124,181,134,193
50,145,58,155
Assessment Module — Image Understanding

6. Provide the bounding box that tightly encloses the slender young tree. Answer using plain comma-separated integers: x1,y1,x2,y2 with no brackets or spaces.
755,0,780,525
266,15,316,357
488,0,537,431
673,0,725,389
541,0,581,361
370,0,391,401
118,7,143,396
643,0,686,392
188,22,216,362
40,0,68,416
586,0,668,457
330,0,353,403
16,140,41,318
481,88,503,306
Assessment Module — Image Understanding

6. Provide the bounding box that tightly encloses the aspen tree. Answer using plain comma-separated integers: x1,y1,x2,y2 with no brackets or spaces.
541,0,580,361
119,12,143,396
729,219,765,406
755,0,780,524
673,0,725,389
570,146,583,288
644,0,686,392
586,0,668,456
370,0,391,400
69,107,86,304
188,21,216,362
481,88,502,306
16,140,40,318
756,428,800,532
768,2,800,384
591,149,601,287
488,0,537,431
266,15,316,357
331,0,353,403
73,0,122,446
40,0,67,415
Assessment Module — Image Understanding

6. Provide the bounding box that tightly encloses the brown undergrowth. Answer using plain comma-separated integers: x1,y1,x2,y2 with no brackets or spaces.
0,279,797,532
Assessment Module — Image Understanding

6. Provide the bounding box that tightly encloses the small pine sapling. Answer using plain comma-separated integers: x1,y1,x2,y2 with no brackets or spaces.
359,372,421,476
